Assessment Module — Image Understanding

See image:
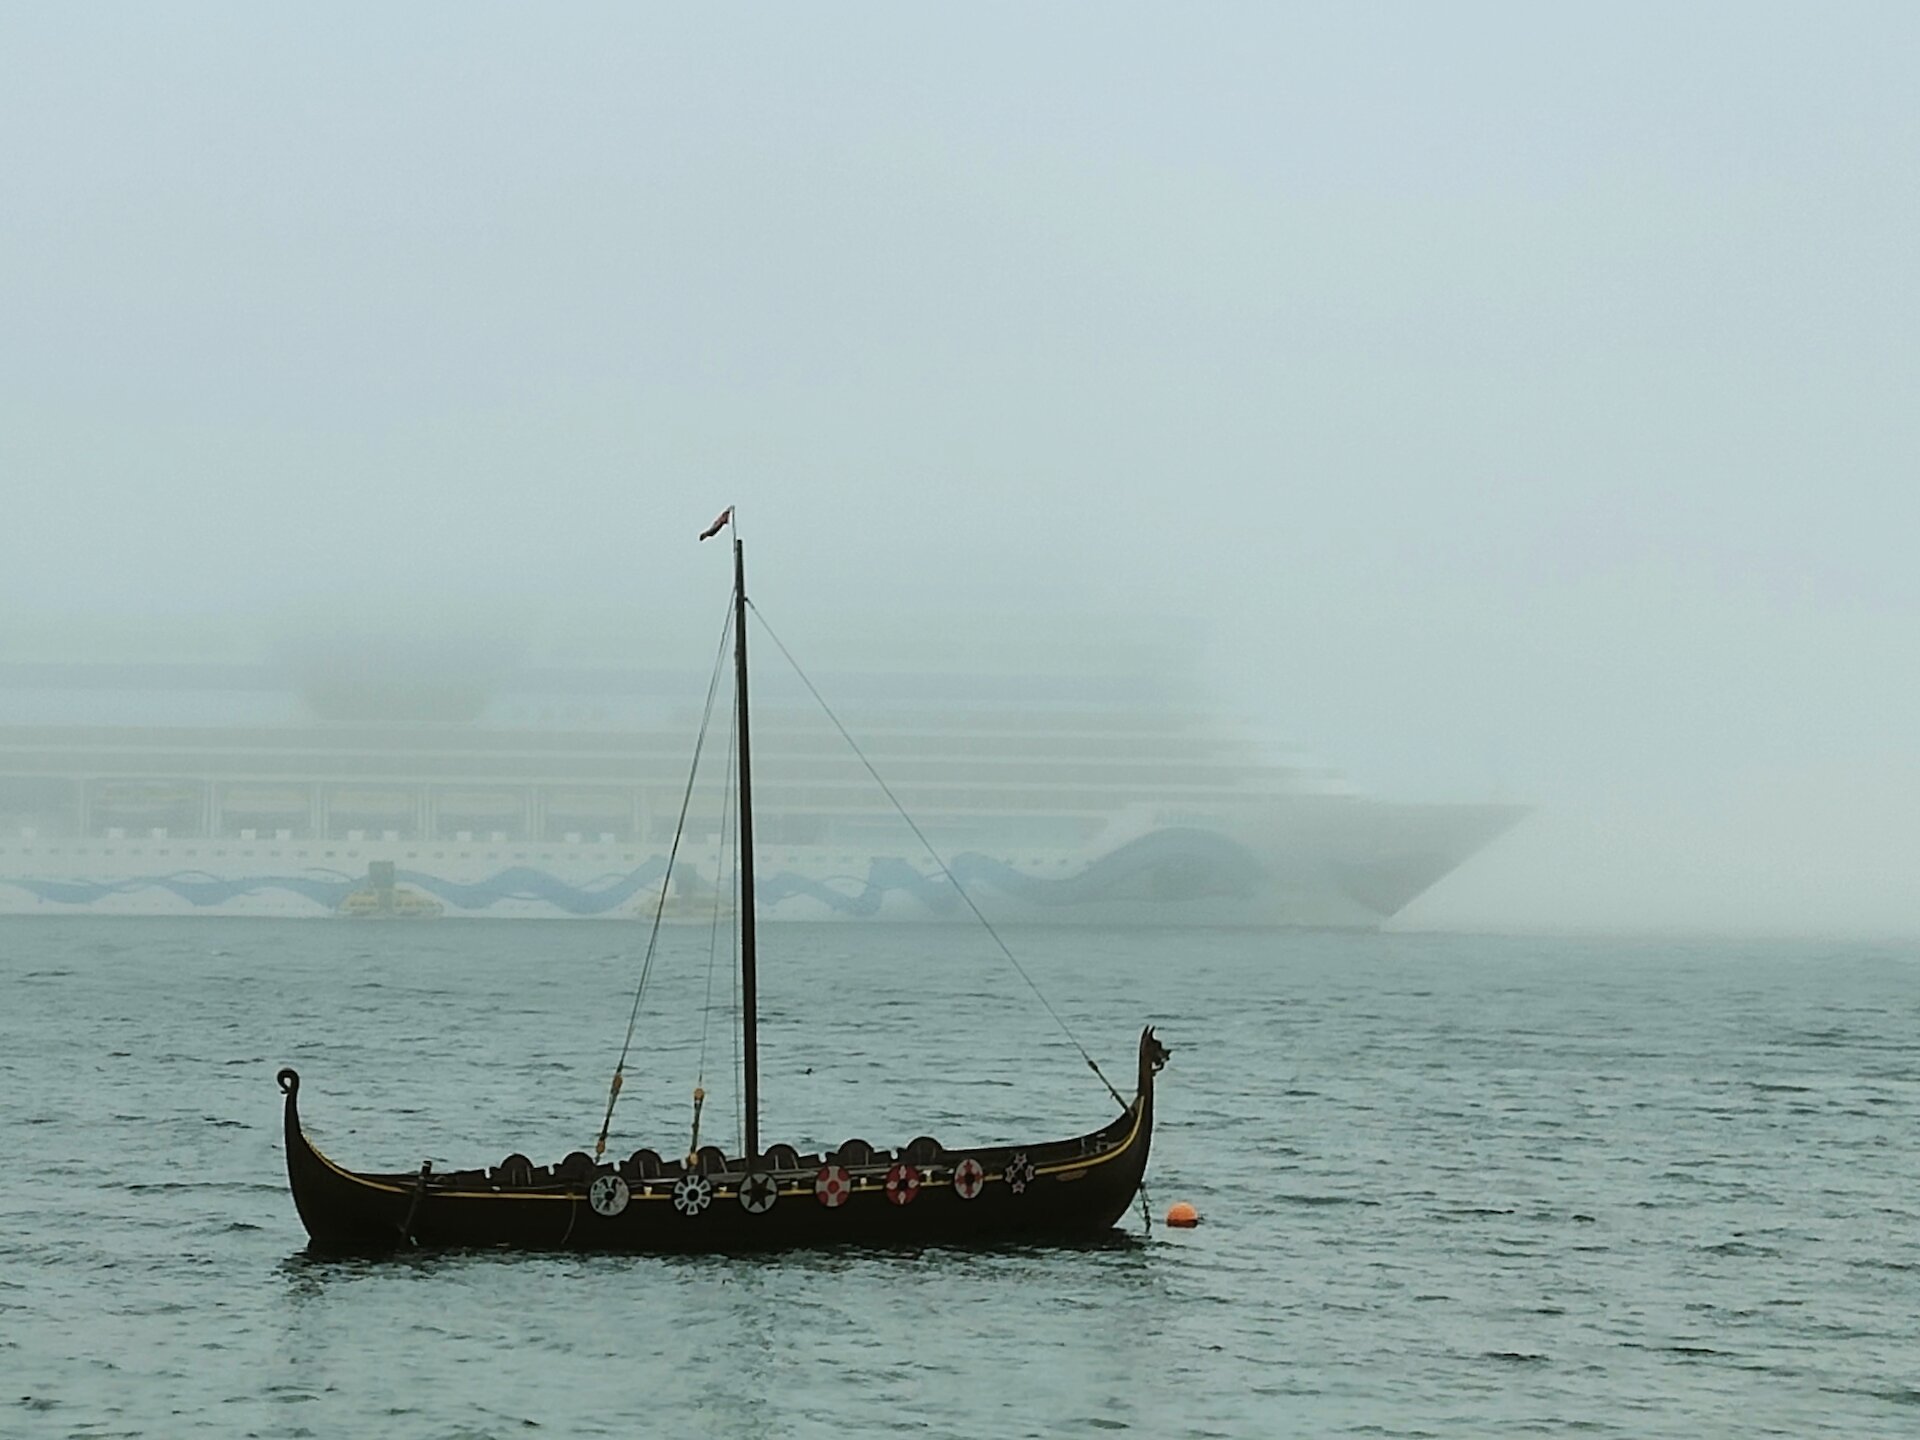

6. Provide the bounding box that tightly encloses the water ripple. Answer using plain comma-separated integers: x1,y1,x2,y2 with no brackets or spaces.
2,920,1916,1437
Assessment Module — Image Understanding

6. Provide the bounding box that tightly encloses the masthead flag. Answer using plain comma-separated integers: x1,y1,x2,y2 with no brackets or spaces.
698,506,733,541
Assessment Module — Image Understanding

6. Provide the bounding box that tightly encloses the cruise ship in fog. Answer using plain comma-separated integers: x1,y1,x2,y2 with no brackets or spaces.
0,616,1522,926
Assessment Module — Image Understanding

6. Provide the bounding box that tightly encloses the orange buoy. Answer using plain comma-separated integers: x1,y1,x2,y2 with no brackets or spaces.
1165,1201,1200,1228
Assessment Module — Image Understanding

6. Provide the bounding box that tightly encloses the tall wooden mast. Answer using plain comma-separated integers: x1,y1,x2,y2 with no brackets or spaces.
732,535,760,1164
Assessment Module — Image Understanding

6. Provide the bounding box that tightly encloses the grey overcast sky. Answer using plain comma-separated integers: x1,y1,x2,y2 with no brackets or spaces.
2,4,1915,936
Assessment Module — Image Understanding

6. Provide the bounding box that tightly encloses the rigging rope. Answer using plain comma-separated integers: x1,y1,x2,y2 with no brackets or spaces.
695,695,737,1098
594,596,736,1161
730,886,743,1156
744,599,1128,1111
692,691,737,1149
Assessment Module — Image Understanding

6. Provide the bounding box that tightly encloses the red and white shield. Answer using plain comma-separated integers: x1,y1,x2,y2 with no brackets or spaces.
814,1164,853,1208
953,1157,985,1200
884,1163,921,1206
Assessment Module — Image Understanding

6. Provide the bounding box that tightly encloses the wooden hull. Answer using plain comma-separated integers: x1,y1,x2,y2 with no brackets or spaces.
279,1029,1164,1253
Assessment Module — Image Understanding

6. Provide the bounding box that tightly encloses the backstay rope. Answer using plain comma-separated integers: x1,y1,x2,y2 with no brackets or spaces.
744,599,1128,1111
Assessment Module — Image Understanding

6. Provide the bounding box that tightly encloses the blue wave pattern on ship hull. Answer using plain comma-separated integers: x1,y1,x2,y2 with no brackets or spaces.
394,863,669,915
0,827,1262,915
738,827,1263,916
2,870,361,908
0,864,672,916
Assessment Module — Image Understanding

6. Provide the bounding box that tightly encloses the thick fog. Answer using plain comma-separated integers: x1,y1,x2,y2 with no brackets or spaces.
2,5,1914,936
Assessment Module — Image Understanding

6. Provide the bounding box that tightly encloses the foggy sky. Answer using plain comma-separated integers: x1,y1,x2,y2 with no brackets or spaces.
2,5,1915,937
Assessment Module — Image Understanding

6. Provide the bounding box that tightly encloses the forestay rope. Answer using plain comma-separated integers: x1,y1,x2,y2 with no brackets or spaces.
744,599,1129,1111
593,595,736,1162
689,691,739,1162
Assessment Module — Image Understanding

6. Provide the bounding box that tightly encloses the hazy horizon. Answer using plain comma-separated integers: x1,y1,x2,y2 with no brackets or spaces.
3,5,1915,938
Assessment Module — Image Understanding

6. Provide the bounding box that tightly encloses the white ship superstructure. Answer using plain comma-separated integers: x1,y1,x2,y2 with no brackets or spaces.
0,618,1521,925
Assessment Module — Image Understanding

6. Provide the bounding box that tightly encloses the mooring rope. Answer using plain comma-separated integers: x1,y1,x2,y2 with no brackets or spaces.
745,599,1128,1111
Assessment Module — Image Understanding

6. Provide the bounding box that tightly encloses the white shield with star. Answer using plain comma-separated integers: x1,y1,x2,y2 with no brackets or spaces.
737,1171,778,1214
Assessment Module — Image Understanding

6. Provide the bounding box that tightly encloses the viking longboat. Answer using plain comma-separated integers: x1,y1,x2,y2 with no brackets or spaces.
278,514,1167,1252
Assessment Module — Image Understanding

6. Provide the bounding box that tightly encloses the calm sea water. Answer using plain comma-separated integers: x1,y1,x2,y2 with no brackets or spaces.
2,918,1916,1438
